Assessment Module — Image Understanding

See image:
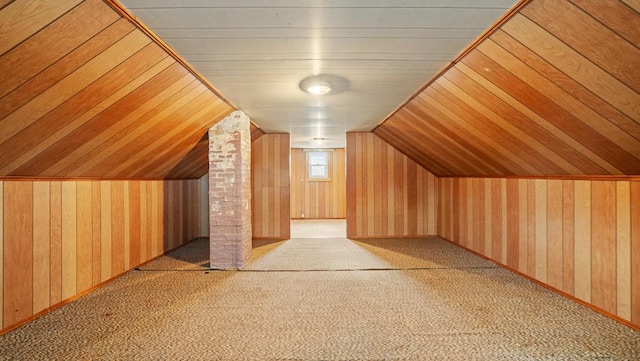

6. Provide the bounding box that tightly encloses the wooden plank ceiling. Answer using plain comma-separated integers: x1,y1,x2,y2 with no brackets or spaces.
375,0,640,177
0,0,234,179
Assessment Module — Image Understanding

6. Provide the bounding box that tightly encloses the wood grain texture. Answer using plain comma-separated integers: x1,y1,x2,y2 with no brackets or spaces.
546,180,563,290
3,181,33,328
0,181,3,328
438,177,637,327
375,0,640,177
346,133,437,238
0,0,233,179
631,181,640,324
252,134,290,239
616,182,631,321
32,181,50,314
49,182,62,306
1,179,203,333
76,181,92,293
0,0,81,56
591,181,617,314
0,0,118,100
61,182,77,300
574,181,592,303
290,148,346,219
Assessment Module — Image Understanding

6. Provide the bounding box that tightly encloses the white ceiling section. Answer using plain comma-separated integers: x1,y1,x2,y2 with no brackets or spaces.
119,0,518,148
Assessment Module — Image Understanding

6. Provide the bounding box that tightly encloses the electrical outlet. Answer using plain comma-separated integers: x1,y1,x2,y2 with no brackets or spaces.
301,213,305,218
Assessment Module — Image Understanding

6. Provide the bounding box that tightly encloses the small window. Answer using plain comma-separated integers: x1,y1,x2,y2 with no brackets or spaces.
307,151,329,180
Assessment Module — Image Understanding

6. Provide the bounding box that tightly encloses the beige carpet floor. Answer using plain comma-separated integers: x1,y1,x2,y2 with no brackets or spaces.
1,236,639,360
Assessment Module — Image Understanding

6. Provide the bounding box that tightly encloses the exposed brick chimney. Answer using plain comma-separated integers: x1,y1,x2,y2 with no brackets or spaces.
208,110,252,269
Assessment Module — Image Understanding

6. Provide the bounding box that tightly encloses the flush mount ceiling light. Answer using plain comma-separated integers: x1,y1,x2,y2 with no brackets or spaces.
306,81,332,95
299,74,348,95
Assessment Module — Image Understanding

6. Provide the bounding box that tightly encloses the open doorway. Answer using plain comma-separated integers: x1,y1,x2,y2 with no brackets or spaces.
290,148,346,238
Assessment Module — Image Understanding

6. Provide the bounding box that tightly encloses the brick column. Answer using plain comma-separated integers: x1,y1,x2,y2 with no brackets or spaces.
208,110,252,269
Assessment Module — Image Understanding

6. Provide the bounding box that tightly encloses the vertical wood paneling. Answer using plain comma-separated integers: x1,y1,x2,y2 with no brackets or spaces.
562,180,575,294
616,182,631,321
251,134,290,239
123,182,130,270
534,180,547,282
91,182,101,286
151,181,160,257
518,179,528,274
0,181,3,328
346,134,357,235
438,177,637,327
526,180,536,278
49,182,62,305
3,181,32,328
630,182,640,324
484,179,492,257
346,133,437,238
506,178,519,269
111,181,124,276
61,182,77,300
100,181,112,282
591,181,617,314
139,182,148,262
290,148,346,219
546,180,563,290
491,178,502,261
32,182,50,314
574,181,592,303
76,181,92,293
128,181,140,267
1,178,203,332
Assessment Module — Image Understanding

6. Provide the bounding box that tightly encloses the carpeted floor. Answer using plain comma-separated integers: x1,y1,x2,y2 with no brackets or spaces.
1,236,639,360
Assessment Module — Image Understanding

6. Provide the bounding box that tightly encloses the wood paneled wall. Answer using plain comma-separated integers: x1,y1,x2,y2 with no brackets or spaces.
290,148,346,219
346,133,437,238
1,178,202,333
437,177,640,327
376,0,640,177
251,134,290,239
0,0,233,179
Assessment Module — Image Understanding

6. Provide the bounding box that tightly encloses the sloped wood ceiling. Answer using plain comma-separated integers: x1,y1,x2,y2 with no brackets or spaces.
0,0,234,179
375,0,640,177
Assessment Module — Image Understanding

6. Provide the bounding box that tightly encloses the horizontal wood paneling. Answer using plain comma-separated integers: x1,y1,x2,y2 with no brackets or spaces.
376,0,640,177
251,134,290,239
0,0,233,179
346,132,437,238
290,148,346,219
437,177,640,328
1,178,203,333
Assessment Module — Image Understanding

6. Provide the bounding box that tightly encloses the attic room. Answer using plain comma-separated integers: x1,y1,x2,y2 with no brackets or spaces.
0,0,639,359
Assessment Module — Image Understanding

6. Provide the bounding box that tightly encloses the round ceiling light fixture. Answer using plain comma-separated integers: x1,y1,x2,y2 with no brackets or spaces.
300,74,348,95
306,81,332,95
